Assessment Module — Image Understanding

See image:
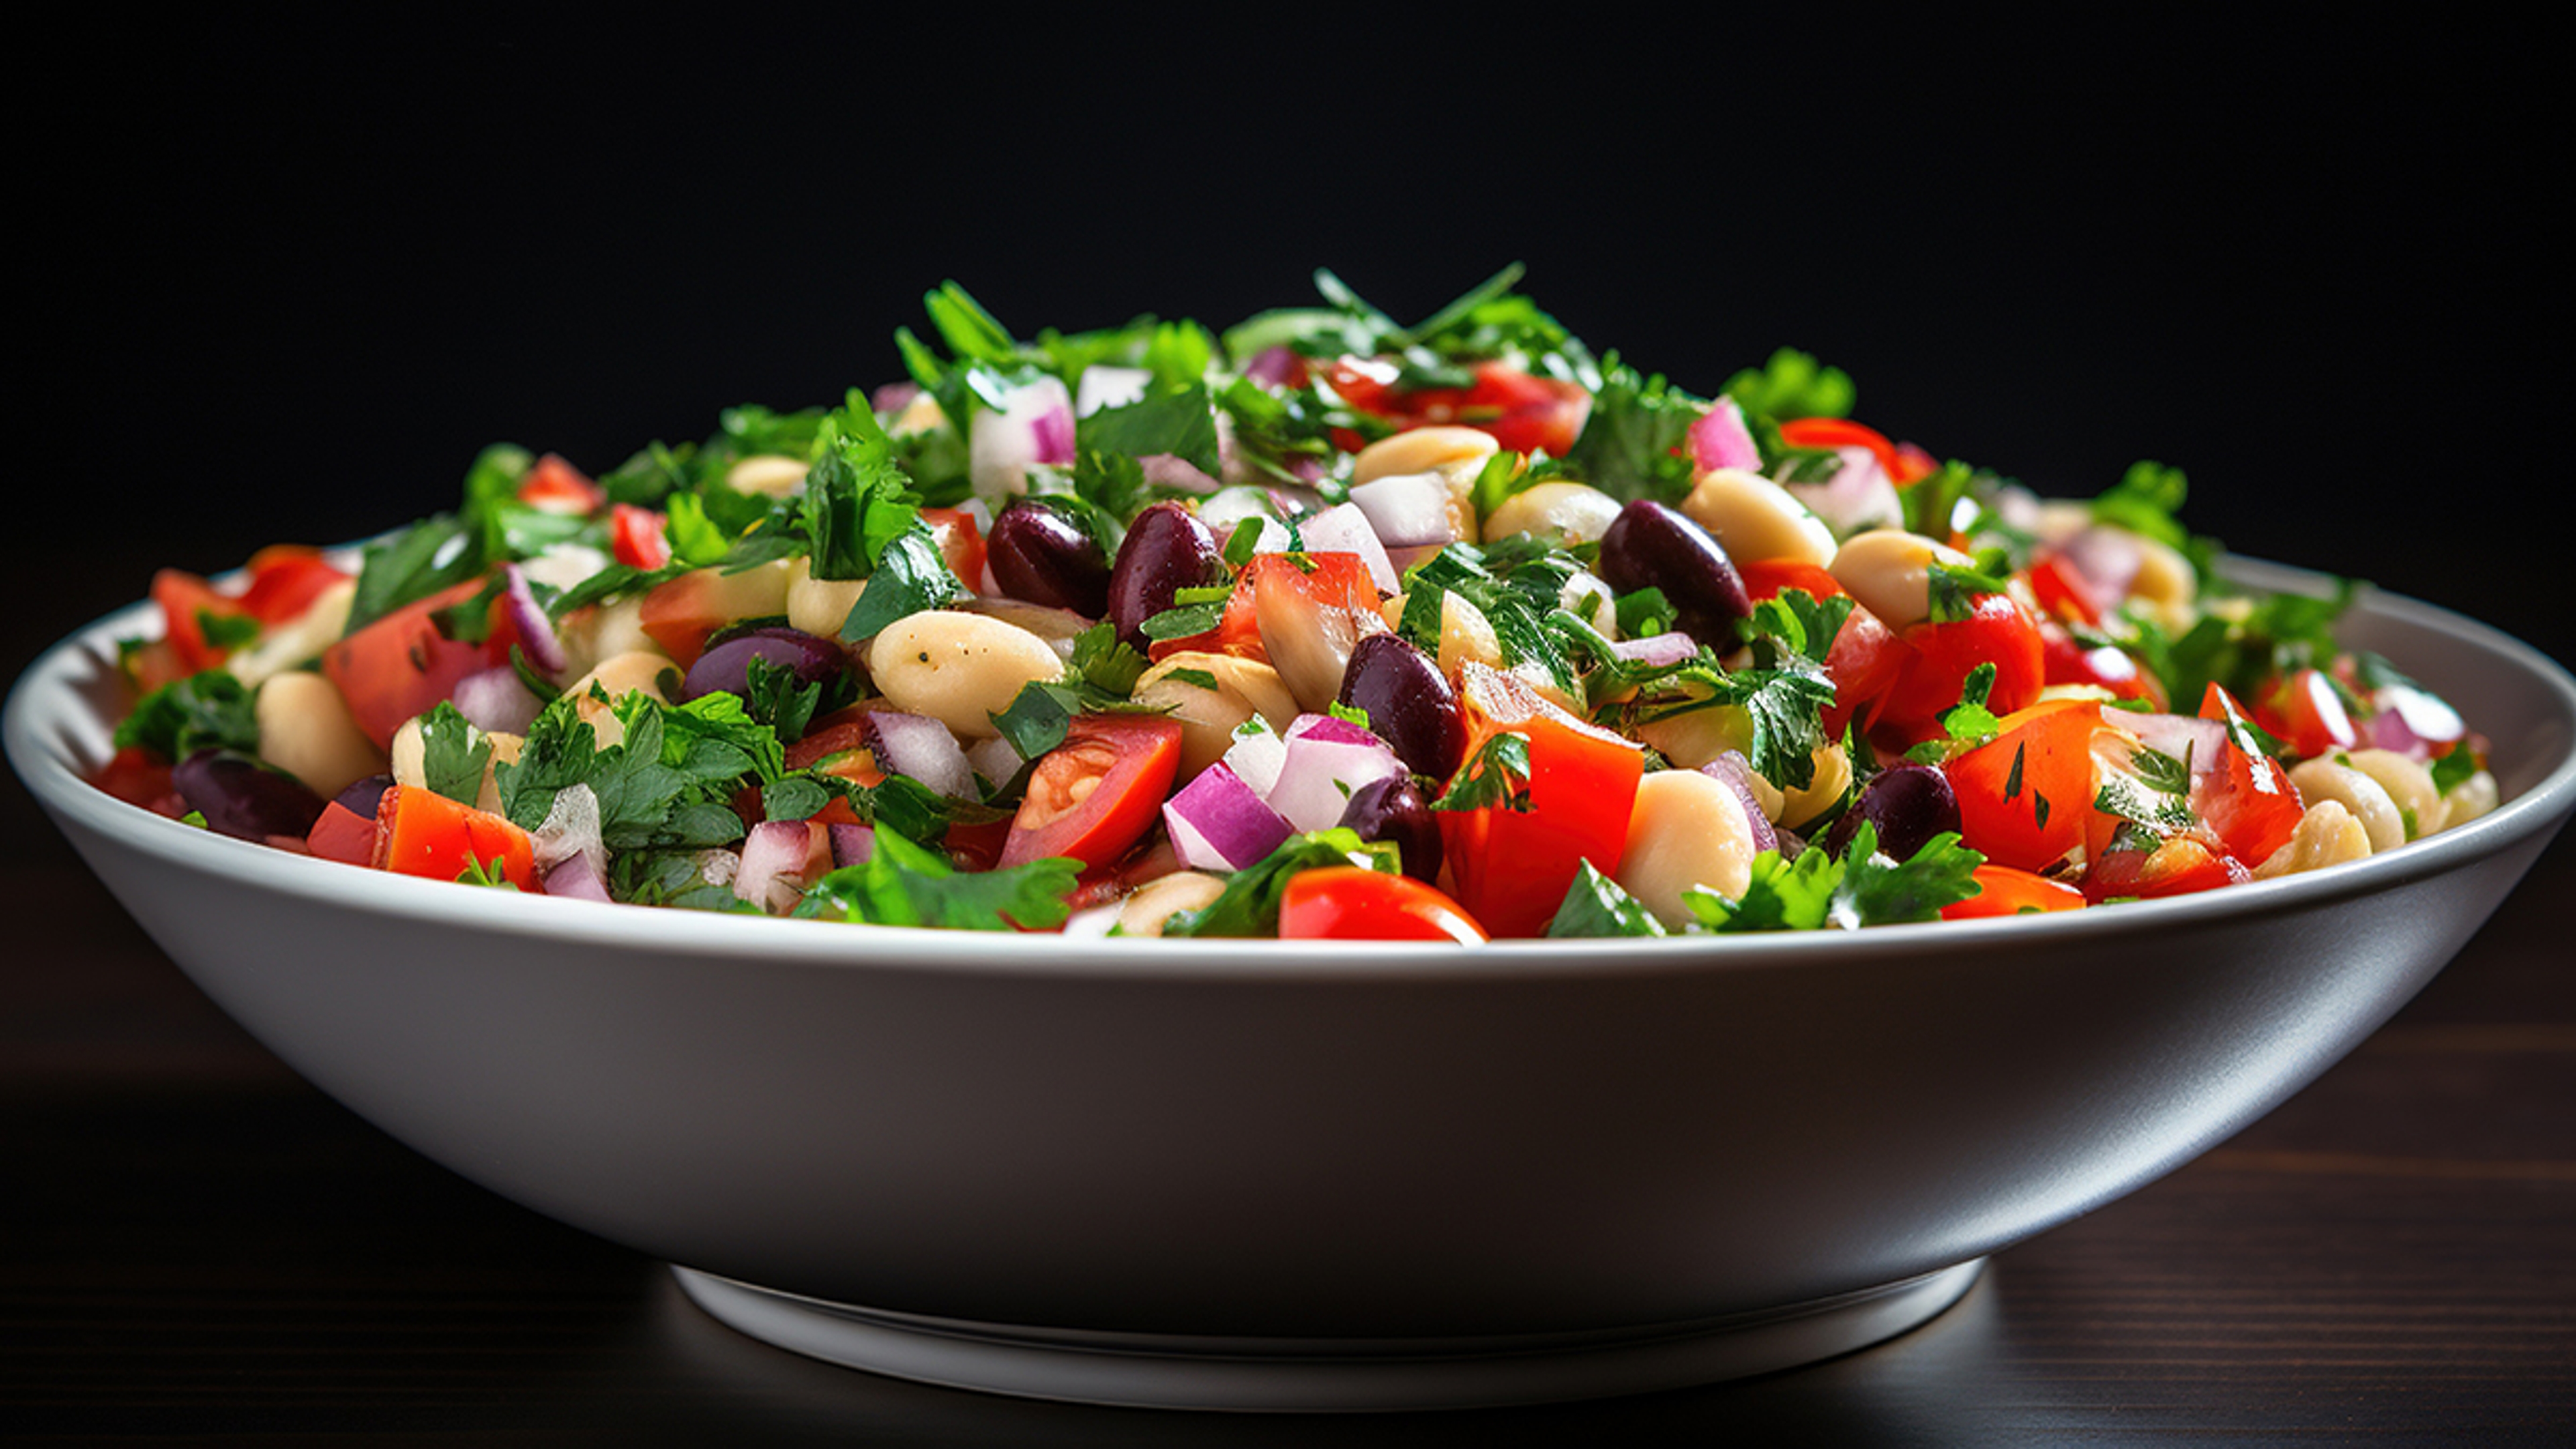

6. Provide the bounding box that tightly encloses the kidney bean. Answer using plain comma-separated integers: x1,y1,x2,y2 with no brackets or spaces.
1336,633,1466,781
988,500,1112,616
174,749,329,843
1595,498,1752,641
1106,502,1220,647
1824,763,1962,863
1337,775,1444,884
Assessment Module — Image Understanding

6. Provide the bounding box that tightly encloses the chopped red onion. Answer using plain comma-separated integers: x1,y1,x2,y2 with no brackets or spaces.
453,666,543,736
1269,715,1407,832
541,853,613,902
967,376,1077,500
1688,397,1761,474
531,782,605,881
1699,751,1779,855
1164,763,1294,871
499,564,567,676
1610,632,1699,669
1293,503,1401,595
734,820,819,914
870,381,921,415
2372,684,2465,755
828,824,875,869
1242,345,1303,388
2056,527,2144,602
1220,720,1289,797
861,711,976,800
1784,449,1902,536
1348,471,1460,549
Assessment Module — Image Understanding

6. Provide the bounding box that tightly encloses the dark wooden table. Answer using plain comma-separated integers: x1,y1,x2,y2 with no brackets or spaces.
5,637,2572,1446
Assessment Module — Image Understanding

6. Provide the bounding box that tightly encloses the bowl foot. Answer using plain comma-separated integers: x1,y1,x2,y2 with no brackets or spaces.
669,1259,1984,1412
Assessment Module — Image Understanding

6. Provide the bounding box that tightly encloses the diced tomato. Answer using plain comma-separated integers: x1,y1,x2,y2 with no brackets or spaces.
1279,866,1488,943
783,722,884,786
517,453,606,515
921,507,988,591
2083,831,2246,902
1777,417,1916,485
372,785,537,889
610,503,672,570
1000,714,1184,869
92,746,175,808
152,569,250,675
637,564,793,669
1736,560,1907,737
237,545,352,625
2038,621,2163,708
1941,698,2106,873
1940,864,2088,920
1320,358,1592,459
2195,684,2304,868
1890,441,1939,488
2025,553,2104,627
2252,667,2358,759
120,637,188,695
321,577,517,749
304,800,379,866
1438,663,1646,938
1150,551,1384,663
1872,593,2045,746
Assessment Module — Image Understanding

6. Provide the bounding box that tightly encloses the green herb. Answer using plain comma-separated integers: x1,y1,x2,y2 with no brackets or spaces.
1614,587,1676,639
837,525,965,642
114,669,260,761
760,775,832,822
1222,516,1266,569
1561,354,1701,499
1159,828,1401,938
455,855,521,890
1163,666,1220,691
2430,747,2481,796
196,611,260,651
543,562,688,622
177,810,209,830
1687,822,1983,932
1743,588,1856,666
797,826,1077,932
2091,460,2192,550
2094,769,2198,833
416,702,492,806
345,513,480,633
1719,347,1856,421
1546,861,1668,938
1139,600,1226,642
1430,733,1534,813
1903,663,2002,765
1075,383,1224,480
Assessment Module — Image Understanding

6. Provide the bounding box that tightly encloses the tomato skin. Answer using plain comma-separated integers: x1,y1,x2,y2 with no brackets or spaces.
372,785,538,889
610,504,672,570
516,453,605,515
1873,594,2045,745
2025,553,2103,626
2195,684,2303,867
2038,621,2162,708
1279,867,1488,943
320,577,517,749
2251,667,2358,759
1941,699,2106,873
152,569,248,675
93,745,177,810
1322,359,1591,459
1735,561,1907,737
1001,714,1183,869
1438,663,1645,939
920,507,988,590
2083,832,2246,902
1940,864,2088,920
237,546,351,625
1776,417,1917,484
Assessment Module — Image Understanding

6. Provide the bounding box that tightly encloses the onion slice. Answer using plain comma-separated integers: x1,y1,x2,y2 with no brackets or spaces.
1293,503,1401,596
1348,471,1459,550
1688,398,1761,474
861,711,977,800
1267,714,1407,833
500,564,567,676
453,665,543,736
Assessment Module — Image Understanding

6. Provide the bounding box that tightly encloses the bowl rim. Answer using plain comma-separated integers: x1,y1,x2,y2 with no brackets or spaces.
11,555,2575,986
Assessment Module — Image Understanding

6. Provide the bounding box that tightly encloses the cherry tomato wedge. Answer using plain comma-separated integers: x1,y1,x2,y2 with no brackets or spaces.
1776,417,1931,486
516,452,606,515
1321,358,1591,458
1279,867,1488,943
2083,831,2247,902
151,569,248,675
1438,663,1645,939
1941,698,2105,873
2251,667,2358,759
1151,552,1383,663
1939,864,2088,920
2039,620,2162,708
237,545,351,625
1000,714,1183,869
1872,592,2045,746
921,507,988,592
2195,684,2303,868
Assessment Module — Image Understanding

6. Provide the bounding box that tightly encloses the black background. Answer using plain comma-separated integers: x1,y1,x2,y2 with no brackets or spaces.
13,14,2569,667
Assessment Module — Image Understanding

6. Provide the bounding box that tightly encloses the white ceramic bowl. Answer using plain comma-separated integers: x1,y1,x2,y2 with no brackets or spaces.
10,559,2574,1411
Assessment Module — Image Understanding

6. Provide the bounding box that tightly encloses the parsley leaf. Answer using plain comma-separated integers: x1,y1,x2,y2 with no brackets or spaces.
113,669,260,762
1687,821,1983,932
415,702,492,806
455,855,521,890
837,525,965,643
796,827,1075,931
1561,354,1701,501
1075,384,1223,480
2430,747,2481,796
1430,733,1533,813
1720,347,1856,421
1159,828,1401,938
1547,861,1668,938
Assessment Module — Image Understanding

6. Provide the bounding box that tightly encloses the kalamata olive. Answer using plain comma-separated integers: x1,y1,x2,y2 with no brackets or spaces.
680,627,847,703
174,748,328,843
1595,498,1752,641
1338,775,1443,884
1106,501,1222,646
1337,633,1466,781
1824,763,1962,863
988,500,1112,616
334,773,394,820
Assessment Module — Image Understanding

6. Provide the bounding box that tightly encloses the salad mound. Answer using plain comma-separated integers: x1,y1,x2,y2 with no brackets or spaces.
91,269,2500,941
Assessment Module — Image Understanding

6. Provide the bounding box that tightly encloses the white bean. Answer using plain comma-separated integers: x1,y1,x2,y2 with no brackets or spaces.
2253,800,2373,879
2443,769,2501,828
564,651,681,751
1615,769,1758,927
786,555,867,640
1483,481,1623,547
2343,748,2447,838
1682,468,1838,569
1132,652,1299,779
1117,871,1229,936
727,453,810,498
867,611,1064,739
2287,758,2408,853
1827,528,1973,631
1350,425,1498,486
256,671,386,799
1633,694,1754,771
554,595,663,684
1775,745,1854,831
